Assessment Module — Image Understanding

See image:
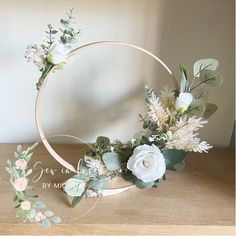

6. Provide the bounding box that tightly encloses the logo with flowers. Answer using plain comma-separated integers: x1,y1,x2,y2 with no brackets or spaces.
6,9,223,228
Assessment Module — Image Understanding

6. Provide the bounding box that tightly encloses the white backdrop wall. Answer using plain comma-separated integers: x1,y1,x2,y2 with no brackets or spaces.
0,0,234,147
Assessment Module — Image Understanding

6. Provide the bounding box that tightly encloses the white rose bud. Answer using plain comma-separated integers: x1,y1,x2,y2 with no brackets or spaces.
127,144,166,183
175,92,193,113
47,41,69,65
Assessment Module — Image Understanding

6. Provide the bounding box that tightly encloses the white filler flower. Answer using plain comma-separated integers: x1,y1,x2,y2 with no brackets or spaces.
47,41,69,64
175,92,193,112
127,144,166,183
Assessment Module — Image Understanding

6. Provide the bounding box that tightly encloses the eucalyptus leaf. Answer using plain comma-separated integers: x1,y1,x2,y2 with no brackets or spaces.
102,152,121,171
14,152,20,159
24,153,33,162
135,179,154,189
34,201,46,209
17,145,23,154
51,216,62,223
173,161,185,171
186,99,205,117
45,210,54,217
122,171,136,183
203,103,217,119
96,136,110,148
194,58,219,76
64,178,85,197
42,219,52,228
200,69,223,87
29,209,36,219
25,169,33,176
179,64,189,92
71,192,85,208
162,149,188,171
90,176,111,190
192,88,209,102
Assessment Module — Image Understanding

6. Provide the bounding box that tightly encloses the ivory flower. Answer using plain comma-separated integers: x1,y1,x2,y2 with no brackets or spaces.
47,41,69,64
20,201,31,211
15,159,27,170
127,144,166,183
13,178,28,192
175,92,193,112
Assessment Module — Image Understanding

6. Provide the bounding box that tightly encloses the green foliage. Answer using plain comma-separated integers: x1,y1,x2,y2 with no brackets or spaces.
179,64,189,92
64,178,85,197
186,98,205,117
42,219,52,228
96,136,110,148
102,152,121,171
199,69,223,87
122,170,136,183
90,176,111,190
59,8,80,44
71,192,85,208
51,216,62,223
194,58,219,77
135,179,154,189
203,103,217,119
162,149,188,171
34,201,46,209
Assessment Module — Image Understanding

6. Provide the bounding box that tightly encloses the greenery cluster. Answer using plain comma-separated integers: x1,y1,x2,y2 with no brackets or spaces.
5,144,61,228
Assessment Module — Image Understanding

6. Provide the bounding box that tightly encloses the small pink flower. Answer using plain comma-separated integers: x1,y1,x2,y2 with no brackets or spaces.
13,178,28,191
35,211,46,222
20,201,31,211
15,159,27,170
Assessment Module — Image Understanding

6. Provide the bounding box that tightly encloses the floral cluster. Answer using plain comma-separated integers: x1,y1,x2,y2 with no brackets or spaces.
24,8,80,90
5,144,61,228
23,10,223,210
63,58,223,207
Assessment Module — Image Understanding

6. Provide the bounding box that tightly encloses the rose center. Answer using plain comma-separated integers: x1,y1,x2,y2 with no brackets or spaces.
142,160,150,168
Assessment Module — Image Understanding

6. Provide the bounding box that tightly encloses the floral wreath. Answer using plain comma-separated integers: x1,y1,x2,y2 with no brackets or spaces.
6,9,223,228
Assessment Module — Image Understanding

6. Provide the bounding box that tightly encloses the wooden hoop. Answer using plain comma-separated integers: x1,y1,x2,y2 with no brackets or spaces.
35,41,178,173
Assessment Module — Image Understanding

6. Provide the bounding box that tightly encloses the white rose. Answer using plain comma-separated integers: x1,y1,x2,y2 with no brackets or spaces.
47,41,69,65
175,92,193,112
127,144,166,183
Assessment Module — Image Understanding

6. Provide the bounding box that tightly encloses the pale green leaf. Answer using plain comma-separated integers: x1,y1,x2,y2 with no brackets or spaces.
194,58,219,77
203,103,217,119
51,215,62,223
64,178,85,197
200,69,223,87
34,201,46,209
135,179,154,189
42,219,52,228
102,152,121,171
90,176,110,190
187,99,205,117
17,145,23,154
45,210,54,217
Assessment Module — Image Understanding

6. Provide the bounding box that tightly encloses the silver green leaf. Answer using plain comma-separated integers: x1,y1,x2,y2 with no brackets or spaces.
203,103,218,119
187,99,205,117
135,179,154,189
102,152,121,171
90,176,111,190
200,69,223,87
194,58,219,77
51,216,62,223
42,219,52,228
192,87,209,102
45,210,54,217
34,201,46,209
64,177,85,197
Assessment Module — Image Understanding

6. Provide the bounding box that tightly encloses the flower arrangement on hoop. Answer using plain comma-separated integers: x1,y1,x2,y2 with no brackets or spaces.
6,9,223,228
